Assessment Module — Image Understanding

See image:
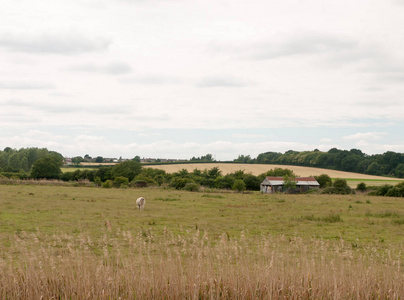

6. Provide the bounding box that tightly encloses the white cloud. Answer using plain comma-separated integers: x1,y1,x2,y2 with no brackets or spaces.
0,32,112,55
0,82,54,90
343,132,385,141
196,76,251,88
231,133,268,139
119,75,181,85
69,62,132,75
1,0,404,158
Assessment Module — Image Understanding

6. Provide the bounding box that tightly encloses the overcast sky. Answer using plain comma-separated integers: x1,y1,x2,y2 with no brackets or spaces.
1,0,404,160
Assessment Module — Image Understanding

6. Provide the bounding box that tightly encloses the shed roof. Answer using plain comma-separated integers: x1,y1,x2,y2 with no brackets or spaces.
262,177,319,186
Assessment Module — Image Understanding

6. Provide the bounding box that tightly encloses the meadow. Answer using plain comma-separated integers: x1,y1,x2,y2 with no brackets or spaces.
1,184,404,298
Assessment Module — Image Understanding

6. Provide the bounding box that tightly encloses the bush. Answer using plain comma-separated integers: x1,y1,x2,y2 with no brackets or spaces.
384,183,404,197
357,182,367,192
314,174,332,188
113,176,129,188
243,174,261,191
102,180,113,188
94,177,102,186
322,186,353,195
30,155,62,179
333,178,348,189
319,178,354,194
169,178,194,190
112,161,142,182
232,179,246,193
184,182,200,192
131,180,148,188
369,184,394,196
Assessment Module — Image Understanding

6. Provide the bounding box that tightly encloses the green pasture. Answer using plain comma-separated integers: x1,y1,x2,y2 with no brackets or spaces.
1,185,404,248
343,178,403,188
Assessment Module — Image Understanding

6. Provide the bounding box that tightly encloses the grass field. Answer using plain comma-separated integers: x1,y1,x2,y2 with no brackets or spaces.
1,184,404,298
1,185,404,242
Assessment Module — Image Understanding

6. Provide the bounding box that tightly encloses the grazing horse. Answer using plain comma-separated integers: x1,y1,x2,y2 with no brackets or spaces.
136,197,145,210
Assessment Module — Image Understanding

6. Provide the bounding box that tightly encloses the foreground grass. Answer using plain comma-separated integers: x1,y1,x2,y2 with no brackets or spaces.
1,185,404,298
2,228,403,299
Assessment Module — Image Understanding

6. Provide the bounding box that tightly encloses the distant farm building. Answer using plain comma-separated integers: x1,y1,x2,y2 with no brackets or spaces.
260,177,320,193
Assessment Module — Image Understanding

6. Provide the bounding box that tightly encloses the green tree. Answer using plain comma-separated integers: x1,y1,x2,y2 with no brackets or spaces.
234,155,252,163
214,175,235,189
169,177,193,190
95,156,104,163
232,179,246,193
314,174,332,188
395,163,404,178
190,154,214,162
112,161,142,181
71,156,84,164
366,162,382,175
243,174,260,191
283,175,296,193
333,178,348,189
113,176,129,188
20,157,29,172
207,167,221,178
8,153,21,171
357,182,367,192
30,155,62,179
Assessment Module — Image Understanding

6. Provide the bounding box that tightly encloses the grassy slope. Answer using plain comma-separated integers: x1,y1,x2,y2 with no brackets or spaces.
145,163,399,179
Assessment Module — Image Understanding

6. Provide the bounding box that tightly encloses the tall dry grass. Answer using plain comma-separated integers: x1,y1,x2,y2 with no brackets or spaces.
1,228,403,299
0,177,94,187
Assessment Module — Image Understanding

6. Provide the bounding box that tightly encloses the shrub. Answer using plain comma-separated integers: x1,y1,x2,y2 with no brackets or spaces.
94,177,102,186
243,174,261,191
102,180,113,188
356,182,367,192
314,174,332,188
333,178,348,189
321,186,353,195
30,155,62,179
184,182,200,192
112,161,142,182
369,184,394,196
169,178,194,190
113,176,129,188
130,180,148,188
232,179,246,193
385,184,404,197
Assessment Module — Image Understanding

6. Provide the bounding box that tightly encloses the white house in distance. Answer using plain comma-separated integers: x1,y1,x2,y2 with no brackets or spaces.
260,177,320,193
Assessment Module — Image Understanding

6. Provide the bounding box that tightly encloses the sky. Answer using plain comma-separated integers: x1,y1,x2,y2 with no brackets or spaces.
1,0,404,161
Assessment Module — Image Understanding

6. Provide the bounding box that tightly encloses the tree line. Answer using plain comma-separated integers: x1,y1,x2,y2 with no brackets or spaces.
61,163,296,192
235,149,404,178
0,147,64,178
1,147,404,197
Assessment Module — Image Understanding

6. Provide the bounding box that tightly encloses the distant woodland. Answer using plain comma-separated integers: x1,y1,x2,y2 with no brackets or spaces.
234,149,404,178
1,147,404,179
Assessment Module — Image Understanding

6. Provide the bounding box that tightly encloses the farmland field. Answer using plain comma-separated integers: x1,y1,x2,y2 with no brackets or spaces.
146,163,404,187
1,184,404,298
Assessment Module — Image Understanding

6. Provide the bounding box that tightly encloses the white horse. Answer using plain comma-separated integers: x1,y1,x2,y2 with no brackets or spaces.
136,197,145,210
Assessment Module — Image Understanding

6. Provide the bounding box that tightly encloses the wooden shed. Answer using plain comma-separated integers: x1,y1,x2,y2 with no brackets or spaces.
260,177,320,193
